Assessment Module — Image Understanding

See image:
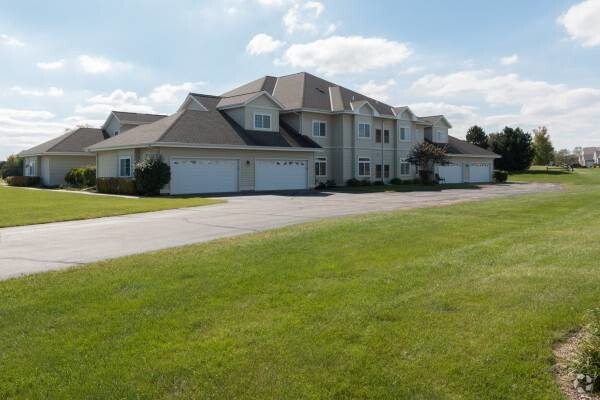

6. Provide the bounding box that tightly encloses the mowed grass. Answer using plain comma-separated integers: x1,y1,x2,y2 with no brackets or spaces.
510,165,600,185
0,186,221,227
1,173,600,398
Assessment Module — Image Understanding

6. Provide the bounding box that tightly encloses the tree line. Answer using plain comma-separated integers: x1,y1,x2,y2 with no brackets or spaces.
465,125,579,171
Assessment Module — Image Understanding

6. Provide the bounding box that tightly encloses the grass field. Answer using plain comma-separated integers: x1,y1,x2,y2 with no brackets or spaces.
510,165,600,185
0,186,221,227
0,169,599,399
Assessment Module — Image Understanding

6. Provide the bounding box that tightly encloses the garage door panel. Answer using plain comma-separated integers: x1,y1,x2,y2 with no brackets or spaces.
469,163,491,182
255,159,308,191
170,158,238,194
437,164,462,184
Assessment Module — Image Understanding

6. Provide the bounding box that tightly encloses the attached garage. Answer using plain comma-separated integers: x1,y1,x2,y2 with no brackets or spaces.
255,159,308,191
437,164,463,184
170,158,239,195
468,162,491,182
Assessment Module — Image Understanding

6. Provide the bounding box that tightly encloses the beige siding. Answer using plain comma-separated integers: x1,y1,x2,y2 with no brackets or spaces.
43,155,95,186
242,94,280,132
97,151,118,177
224,107,245,128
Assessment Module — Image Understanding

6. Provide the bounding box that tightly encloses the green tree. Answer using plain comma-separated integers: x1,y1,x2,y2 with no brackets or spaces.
406,142,450,183
491,127,534,171
532,126,555,165
466,125,488,149
0,154,23,179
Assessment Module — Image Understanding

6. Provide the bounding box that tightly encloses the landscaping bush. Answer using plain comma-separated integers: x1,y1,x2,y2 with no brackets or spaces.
96,178,137,195
326,179,336,188
134,158,171,196
572,309,600,393
493,170,508,183
316,180,337,190
346,178,371,187
372,180,385,186
5,176,40,187
65,166,96,187
390,178,403,185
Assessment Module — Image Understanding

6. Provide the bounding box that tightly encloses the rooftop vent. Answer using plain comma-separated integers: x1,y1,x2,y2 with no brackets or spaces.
315,87,326,94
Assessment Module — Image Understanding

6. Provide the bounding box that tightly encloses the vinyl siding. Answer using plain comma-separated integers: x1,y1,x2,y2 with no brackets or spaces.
44,155,95,186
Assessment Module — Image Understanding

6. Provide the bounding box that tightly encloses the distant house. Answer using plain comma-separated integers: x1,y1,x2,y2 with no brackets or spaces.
579,147,600,167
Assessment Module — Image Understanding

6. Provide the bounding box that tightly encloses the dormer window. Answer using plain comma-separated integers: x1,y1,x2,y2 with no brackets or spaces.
254,113,271,130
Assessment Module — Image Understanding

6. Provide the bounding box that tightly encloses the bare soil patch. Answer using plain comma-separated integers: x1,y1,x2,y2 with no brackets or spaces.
554,329,599,400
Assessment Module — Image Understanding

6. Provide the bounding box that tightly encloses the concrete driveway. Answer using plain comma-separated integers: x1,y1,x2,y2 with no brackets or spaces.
0,183,557,280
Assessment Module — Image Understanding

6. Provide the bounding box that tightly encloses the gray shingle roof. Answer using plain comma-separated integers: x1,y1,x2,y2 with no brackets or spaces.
19,128,107,156
112,111,167,125
429,135,499,158
88,94,320,151
582,147,600,157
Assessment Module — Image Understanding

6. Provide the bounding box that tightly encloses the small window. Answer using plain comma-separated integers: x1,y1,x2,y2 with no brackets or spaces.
358,157,371,177
384,164,390,178
358,123,371,138
400,127,411,141
436,130,443,141
400,162,410,175
119,156,132,177
254,113,271,130
315,157,327,177
312,121,326,137
145,153,160,161
376,164,382,178
375,129,382,143
384,129,390,144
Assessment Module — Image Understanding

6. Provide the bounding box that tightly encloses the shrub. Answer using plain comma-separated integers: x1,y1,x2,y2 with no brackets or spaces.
372,180,385,186
316,180,337,190
5,176,40,187
65,166,96,187
326,179,336,188
346,178,360,187
493,170,508,183
96,178,137,195
572,309,600,393
1,154,23,179
390,178,402,185
134,158,171,196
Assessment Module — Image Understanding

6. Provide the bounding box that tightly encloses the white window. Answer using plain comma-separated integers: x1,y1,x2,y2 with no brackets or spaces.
436,130,443,141
254,113,271,130
145,153,160,161
119,156,132,177
400,127,411,141
25,159,36,176
315,157,327,177
400,162,410,175
312,120,326,137
358,123,371,138
358,157,371,177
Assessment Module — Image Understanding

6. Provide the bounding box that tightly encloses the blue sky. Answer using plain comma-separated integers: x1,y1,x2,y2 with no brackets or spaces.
2,0,600,159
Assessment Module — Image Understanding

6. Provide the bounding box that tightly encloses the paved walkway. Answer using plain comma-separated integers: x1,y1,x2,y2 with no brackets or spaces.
0,183,558,280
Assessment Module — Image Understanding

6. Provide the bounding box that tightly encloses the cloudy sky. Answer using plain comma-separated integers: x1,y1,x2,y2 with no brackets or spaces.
1,0,600,159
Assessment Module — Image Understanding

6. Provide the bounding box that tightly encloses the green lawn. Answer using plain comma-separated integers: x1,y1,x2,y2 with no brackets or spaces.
510,165,600,185
1,171,600,399
0,186,221,227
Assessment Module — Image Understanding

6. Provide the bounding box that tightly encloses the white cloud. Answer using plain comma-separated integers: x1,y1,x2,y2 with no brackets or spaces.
399,66,424,75
78,55,132,74
324,23,337,36
10,86,64,97
257,0,286,6
500,54,518,65
0,33,25,47
75,89,154,115
36,59,66,70
280,35,412,75
282,1,325,34
246,33,285,55
559,0,600,47
149,82,206,103
358,79,396,102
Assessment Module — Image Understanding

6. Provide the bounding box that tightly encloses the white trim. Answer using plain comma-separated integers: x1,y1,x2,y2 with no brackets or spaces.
357,157,371,177
118,156,132,178
253,112,272,131
21,152,95,157
217,91,285,111
88,143,320,153
311,120,327,137
350,101,380,116
357,122,371,139
399,127,411,142
399,161,411,176
447,153,501,159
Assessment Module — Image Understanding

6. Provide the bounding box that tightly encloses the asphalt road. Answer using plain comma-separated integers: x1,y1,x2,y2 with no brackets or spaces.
0,183,558,280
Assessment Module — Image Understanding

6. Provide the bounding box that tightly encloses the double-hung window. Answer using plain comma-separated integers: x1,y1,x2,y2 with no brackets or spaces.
376,164,391,179
119,156,132,177
400,127,411,141
358,157,371,177
400,162,410,175
436,130,443,142
254,113,271,130
312,121,326,137
384,129,390,144
375,129,382,143
315,157,327,177
358,123,371,138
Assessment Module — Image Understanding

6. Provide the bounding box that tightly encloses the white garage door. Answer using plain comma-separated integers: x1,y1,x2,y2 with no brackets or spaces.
255,159,308,191
170,158,238,195
469,163,491,182
437,164,463,184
